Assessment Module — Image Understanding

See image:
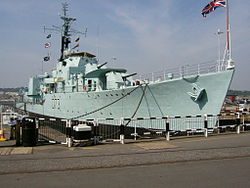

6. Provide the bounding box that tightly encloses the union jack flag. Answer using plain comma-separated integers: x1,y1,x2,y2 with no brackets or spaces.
202,0,226,17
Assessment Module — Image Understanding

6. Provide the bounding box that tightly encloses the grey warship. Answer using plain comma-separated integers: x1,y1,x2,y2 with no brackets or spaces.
17,3,235,121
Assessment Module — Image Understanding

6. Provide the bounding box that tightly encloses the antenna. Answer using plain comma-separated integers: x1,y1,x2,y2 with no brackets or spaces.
71,28,87,37
62,2,68,16
43,25,61,34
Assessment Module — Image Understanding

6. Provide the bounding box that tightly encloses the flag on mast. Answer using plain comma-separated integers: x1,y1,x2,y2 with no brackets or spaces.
43,56,50,62
75,37,80,42
44,42,51,48
202,0,226,17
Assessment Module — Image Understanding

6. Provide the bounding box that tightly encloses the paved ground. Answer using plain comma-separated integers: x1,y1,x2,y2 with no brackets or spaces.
0,129,250,187
1,157,250,188
0,147,32,155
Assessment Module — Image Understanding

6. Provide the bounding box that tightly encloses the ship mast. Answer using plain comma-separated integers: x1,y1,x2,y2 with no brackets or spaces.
224,0,234,69
44,3,87,61
59,3,76,60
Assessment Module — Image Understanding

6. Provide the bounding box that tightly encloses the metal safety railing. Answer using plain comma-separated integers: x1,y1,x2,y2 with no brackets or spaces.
37,118,67,143
3,106,249,147
134,61,227,83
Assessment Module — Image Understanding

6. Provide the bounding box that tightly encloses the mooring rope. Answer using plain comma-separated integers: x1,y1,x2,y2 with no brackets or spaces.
125,84,148,126
96,84,148,138
71,84,144,120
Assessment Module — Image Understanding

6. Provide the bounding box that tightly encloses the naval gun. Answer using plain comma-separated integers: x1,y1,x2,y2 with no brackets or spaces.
97,62,108,69
122,73,137,81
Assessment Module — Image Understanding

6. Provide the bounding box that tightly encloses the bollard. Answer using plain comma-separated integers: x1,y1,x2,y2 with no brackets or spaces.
236,113,241,134
166,121,170,141
204,114,208,138
120,118,125,144
120,134,125,144
66,119,72,147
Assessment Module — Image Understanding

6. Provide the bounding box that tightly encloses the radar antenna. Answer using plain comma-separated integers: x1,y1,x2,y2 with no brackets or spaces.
43,3,87,60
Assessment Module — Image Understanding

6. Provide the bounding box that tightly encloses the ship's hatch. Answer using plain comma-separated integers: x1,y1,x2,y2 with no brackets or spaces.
85,68,127,78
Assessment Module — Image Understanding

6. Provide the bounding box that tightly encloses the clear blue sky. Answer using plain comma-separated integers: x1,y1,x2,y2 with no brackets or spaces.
0,0,249,90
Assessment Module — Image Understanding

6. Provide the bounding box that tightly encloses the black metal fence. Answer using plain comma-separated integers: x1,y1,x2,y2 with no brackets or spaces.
37,118,67,143
26,112,250,146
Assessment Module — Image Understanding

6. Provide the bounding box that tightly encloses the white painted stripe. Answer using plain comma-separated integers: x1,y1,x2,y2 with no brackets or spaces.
156,131,163,134
131,133,138,136
49,140,57,144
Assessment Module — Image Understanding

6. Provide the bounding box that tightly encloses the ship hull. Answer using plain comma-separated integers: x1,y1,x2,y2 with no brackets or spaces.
19,69,234,120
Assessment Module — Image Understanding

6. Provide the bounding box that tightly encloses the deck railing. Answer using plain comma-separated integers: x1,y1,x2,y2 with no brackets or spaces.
134,60,228,83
